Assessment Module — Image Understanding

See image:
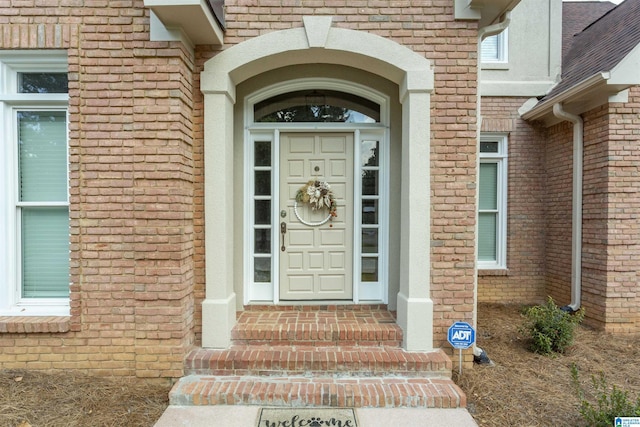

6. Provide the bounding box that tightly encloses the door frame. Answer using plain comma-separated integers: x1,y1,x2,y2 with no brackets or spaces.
243,78,390,305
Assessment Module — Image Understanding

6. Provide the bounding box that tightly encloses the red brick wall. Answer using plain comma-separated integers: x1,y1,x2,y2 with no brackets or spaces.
478,97,546,304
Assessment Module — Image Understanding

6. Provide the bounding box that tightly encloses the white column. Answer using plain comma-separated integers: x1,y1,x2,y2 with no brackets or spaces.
201,73,237,348
396,79,433,352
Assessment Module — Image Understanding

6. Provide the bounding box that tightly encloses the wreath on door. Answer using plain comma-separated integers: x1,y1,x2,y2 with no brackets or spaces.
294,179,337,226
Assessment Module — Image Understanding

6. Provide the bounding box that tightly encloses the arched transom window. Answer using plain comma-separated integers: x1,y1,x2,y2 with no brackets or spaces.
254,90,380,123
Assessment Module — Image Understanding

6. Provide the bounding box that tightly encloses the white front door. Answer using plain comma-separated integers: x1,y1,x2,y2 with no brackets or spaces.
279,133,353,300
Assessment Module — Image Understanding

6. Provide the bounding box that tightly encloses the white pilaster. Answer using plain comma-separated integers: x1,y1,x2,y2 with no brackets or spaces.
396,82,433,352
201,75,237,348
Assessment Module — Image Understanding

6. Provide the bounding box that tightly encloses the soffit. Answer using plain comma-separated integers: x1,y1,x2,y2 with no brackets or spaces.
455,0,522,27
144,0,224,46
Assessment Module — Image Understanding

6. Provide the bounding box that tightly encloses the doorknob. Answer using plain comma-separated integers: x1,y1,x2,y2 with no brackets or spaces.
280,221,287,252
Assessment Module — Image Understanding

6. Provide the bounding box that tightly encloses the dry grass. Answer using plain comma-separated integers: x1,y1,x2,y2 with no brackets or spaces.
0,370,170,427
457,303,640,426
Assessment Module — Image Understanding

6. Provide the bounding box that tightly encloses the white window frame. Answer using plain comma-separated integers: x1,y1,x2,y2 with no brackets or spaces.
0,51,70,316
478,133,508,270
481,29,508,64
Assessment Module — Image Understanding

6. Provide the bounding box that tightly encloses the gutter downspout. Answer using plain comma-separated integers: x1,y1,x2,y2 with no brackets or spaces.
473,12,511,365
552,103,583,312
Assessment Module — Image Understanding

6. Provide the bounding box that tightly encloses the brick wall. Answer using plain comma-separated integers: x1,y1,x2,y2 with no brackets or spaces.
1,0,481,375
604,88,640,333
581,90,640,333
0,0,196,378
544,120,574,305
478,97,547,304
545,90,640,333
580,105,610,329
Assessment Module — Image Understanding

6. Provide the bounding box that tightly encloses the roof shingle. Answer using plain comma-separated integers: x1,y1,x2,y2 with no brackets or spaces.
562,1,616,59
546,0,640,99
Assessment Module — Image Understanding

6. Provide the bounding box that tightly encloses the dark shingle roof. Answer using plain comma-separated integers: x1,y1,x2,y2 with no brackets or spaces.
562,2,616,59
546,0,640,99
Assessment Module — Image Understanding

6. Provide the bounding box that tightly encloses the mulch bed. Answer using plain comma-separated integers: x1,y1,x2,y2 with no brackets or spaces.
456,303,640,426
0,370,170,427
1,303,638,427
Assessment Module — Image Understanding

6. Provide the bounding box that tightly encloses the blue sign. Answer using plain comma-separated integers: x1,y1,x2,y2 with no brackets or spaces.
447,321,476,349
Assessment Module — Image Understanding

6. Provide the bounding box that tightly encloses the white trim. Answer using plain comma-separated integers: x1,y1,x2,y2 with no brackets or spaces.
273,130,281,305
144,0,224,46
243,131,276,304
478,133,508,270
243,79,390,305
0,53,70,316
357,128,389,303
353,129,361,304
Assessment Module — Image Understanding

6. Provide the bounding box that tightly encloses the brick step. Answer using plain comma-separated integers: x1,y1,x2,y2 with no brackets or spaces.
170,375,466,409
185,347,452,377
232,306,402,347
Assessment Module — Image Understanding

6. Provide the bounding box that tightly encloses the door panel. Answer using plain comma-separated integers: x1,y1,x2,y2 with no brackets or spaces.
279,133,353,300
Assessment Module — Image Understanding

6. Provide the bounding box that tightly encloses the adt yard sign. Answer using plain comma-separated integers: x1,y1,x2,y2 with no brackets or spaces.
447,321,475,349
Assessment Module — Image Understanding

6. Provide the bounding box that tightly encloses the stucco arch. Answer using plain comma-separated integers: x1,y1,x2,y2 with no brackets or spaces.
201,16,433,99
201,16,434,352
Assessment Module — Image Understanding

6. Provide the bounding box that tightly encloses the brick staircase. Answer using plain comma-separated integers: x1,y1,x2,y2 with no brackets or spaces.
169,305,466,409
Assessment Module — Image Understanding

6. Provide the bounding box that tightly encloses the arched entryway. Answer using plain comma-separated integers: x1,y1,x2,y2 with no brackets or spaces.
200,16,434,351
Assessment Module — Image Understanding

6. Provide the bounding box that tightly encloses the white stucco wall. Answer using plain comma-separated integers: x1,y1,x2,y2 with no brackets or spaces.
481,0,562,97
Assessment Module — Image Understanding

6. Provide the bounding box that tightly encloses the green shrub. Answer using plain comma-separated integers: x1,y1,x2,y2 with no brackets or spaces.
571,364,640,427
520,296,584,354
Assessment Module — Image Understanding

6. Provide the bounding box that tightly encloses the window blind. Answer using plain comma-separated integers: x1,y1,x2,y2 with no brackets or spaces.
478,212,497,261
481,35,499,61
479,163,498,210
21,208,70,298
17,110,69,298
18,111,68,202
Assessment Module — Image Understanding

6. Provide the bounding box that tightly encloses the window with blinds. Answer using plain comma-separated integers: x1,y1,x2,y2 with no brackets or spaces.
481,30,508,63
17,110,69,298
0,52,69,315
478,135,507,269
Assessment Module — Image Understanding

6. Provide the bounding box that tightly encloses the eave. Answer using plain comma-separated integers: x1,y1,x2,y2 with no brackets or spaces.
145,0,224,46
520,42,640,127
455,0,521,27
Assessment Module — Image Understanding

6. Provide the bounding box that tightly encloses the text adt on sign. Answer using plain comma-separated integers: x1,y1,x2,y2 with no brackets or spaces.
447,321,475,350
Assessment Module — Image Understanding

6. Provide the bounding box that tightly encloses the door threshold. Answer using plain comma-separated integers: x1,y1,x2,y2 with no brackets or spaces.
244,300,387,310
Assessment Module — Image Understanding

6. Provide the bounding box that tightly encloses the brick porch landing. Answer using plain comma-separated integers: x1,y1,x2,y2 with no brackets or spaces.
171,305,465,409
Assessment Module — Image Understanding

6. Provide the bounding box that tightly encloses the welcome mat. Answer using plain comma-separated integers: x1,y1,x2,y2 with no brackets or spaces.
257,408,358,427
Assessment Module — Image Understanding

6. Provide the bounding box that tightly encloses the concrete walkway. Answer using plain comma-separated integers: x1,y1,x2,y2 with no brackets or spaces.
154,406,478,427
